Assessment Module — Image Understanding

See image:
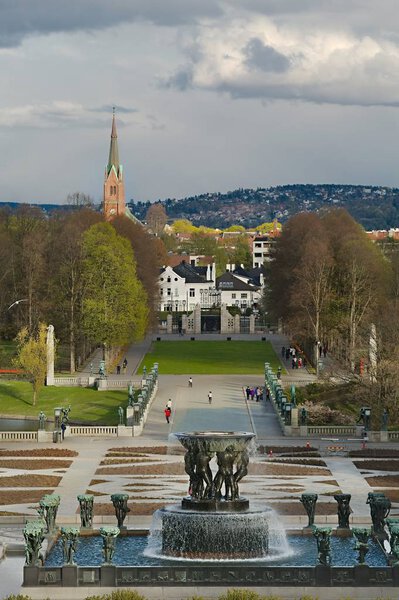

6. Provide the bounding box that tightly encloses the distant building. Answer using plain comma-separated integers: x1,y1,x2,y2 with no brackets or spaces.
103,109,142,224
216,265,265,310
159,260,217,311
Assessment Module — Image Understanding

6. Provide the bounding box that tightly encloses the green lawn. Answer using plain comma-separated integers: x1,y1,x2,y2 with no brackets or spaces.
138,341,282,374
0,381,127,425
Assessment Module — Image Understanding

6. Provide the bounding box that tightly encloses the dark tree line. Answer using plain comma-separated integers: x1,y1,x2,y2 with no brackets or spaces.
0,206,164,372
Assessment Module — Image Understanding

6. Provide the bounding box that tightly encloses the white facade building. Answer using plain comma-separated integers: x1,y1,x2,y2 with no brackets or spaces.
159,261,217,311
252,235,274,268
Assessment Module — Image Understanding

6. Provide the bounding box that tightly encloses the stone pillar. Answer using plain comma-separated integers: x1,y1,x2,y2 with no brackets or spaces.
166,314,172,334
234,314,240,334
46,324,55,386
126,406,133,426
291,407,299,427
181,314,188,333
249,314,255,334
194,304,201,334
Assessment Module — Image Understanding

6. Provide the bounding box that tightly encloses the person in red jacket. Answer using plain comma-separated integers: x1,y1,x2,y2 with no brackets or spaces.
164,406,171,424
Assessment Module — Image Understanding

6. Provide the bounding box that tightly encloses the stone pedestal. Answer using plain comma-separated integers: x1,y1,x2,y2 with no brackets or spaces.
354,564,370,585
291,407,299,427
249,314,255,334
299,425,308,437
234,314,240,333
117,426,132,437
381,430,388,442
220,304,235,334
24,566,40,586
315,564,331,585
38,430,53,443
126,407,133,426
88,376,96,387
101,565,116,586
97,378,107,391
181,314,188,332
166,314,172,334
62,565,78,587
194,304,201,334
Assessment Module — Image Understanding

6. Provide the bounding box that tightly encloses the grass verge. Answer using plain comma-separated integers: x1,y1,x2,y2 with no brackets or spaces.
138,341,282,374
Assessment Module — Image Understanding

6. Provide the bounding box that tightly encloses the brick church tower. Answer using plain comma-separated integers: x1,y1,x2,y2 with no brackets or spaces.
103,109,125,220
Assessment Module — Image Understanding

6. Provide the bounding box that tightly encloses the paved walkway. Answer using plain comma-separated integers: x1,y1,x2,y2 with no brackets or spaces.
324,456,373,517
79,336,153,377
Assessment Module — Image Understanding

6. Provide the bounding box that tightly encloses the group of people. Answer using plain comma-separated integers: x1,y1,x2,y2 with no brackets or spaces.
164,398,172,423
244,385,263,402
116,357,128,375
281,346,306,370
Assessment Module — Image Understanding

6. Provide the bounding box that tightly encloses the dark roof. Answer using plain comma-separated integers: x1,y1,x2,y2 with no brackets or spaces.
216,271,259,292
232,265,266,287
173,261,208,283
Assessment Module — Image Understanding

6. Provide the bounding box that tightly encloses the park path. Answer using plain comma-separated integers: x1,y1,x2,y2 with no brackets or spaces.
142,374,285,443
324,456,373,518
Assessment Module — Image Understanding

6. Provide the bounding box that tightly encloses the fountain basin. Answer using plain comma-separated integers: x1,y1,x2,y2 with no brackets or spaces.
160,505,283,559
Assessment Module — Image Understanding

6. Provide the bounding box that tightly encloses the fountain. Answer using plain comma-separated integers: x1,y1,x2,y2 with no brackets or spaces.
23,430,394,589
146,431,290,560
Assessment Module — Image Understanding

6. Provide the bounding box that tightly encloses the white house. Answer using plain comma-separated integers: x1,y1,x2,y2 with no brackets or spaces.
159,261,217,311
216,271,261,310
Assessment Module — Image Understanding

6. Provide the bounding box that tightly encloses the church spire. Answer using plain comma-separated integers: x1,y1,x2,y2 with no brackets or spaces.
107,107,120,174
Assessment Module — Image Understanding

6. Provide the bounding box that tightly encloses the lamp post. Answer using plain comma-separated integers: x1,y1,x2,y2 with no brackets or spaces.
7,298,28,311
54,407,61,443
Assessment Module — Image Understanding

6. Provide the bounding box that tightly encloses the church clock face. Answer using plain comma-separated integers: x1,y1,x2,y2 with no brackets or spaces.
109,208,116,215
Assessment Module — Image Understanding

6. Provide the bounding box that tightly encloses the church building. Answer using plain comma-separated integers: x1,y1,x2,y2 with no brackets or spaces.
103,109,126,220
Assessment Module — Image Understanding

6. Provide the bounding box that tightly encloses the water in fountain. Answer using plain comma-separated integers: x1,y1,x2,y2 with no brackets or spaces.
144,431,291,561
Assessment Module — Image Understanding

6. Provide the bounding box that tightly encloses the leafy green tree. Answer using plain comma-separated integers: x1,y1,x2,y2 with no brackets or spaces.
81,223,148,366
14,323,48,406
230,236,252,269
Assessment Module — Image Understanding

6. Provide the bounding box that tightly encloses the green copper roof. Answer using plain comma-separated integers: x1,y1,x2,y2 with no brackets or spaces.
107,110,120,175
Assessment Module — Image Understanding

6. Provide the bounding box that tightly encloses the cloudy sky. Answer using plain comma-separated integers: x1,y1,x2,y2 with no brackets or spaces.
1,0,399,204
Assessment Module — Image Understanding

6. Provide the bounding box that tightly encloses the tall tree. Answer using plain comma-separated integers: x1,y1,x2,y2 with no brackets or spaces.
145,203,167,235
81,222,148,365
46,209,102,372
112,216,163,330
14,323,48,406
323,210,389,372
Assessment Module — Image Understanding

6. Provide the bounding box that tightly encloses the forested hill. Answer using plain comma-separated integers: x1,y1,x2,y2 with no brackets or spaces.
129,184,399,230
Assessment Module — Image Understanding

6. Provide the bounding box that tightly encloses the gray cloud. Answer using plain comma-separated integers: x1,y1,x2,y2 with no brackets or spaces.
162,68,193,91
0,0,223,47
244,38,291,72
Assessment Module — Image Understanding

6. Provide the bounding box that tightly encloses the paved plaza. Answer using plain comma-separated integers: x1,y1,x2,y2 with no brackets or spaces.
0,334,398,598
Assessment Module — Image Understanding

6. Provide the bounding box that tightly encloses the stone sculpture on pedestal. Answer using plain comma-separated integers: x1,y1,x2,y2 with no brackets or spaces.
77,494,94,528
100,526,120,564
111,493,130,528
23,521,45,566
38,494,60,533
300,493,318,528
61,526,79,565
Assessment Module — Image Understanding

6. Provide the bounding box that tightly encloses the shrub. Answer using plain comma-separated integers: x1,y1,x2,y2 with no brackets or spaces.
217,591,281,600
302,401,352,425
2,596,34,600
84,592,147,600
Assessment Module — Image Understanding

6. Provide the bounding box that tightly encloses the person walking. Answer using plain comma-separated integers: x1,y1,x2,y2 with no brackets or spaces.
188,377,193,388
116,365,121,375
208,391,213,404
122,358,128,373
164,406,171,424
166,399,172,409
245,386,251,400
